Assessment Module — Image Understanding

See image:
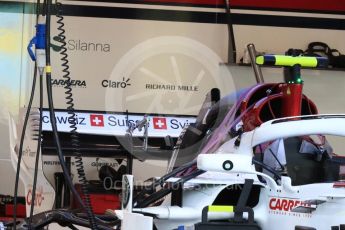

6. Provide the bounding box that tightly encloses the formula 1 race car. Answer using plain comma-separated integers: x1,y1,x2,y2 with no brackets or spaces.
114,54,345,230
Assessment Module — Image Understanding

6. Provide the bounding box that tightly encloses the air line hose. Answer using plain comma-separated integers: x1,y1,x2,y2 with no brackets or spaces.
44,0,89,219
54,1,98,229
28,73,43,229
13,1,42,227
13,65,38,230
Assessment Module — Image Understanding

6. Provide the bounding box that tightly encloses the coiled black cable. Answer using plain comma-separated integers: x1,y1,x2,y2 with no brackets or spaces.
55,2,98,229
44,0,88,221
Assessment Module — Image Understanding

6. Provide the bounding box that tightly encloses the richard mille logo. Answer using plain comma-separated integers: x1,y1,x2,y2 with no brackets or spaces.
145,84,198,91
102,78,131,88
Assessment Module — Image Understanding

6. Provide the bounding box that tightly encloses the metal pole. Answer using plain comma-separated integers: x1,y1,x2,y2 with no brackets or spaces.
224,0,236,63
247,43,264,83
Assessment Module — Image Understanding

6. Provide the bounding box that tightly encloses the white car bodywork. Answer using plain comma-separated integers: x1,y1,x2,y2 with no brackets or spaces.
120,115,345,230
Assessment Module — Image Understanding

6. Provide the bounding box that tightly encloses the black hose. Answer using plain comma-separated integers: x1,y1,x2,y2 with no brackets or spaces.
252,159,281,180
42,0,47,16
55,1,98,228
136,169,205,208
13,1,42,226
133,160,196,205
268,148,285,171
13,65,38,230
23,210,114,230
28,73,44,229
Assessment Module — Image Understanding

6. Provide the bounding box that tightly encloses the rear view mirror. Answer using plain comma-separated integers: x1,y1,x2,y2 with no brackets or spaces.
197,154,255,174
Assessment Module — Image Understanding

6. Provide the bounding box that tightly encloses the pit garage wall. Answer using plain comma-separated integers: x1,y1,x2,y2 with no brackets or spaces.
34,0,345,113
0,0,345,194
0,2,33,196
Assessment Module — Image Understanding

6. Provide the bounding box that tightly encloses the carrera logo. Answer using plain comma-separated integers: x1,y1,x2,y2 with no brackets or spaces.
51,79,87,88
153,117,167,130
102,78,131,88
269,198,311,212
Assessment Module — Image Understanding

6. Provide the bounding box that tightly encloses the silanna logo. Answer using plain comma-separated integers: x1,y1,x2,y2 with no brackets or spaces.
51,79,87,88
68,39,111,53
102,78,131,89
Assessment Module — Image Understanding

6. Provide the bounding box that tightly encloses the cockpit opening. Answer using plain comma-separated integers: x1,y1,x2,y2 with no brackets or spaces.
253,135,344,185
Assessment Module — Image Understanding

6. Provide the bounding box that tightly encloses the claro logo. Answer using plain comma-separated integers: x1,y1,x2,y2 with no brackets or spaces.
269,198,311,212
51,79,87,88
102,78,131,88
26,186,45,207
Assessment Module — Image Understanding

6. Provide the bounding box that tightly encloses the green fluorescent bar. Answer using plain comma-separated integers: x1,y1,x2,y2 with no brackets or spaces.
256,55,328,68
208,205,234,213
275,55,318,67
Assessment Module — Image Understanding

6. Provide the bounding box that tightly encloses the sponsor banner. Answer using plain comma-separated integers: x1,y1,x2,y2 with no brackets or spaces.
42,110,196,137
44,16,234,115
23,2,343,117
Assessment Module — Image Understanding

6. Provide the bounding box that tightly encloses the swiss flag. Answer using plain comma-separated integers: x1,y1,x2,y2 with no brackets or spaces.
152,117,167,130
90,114,104,127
